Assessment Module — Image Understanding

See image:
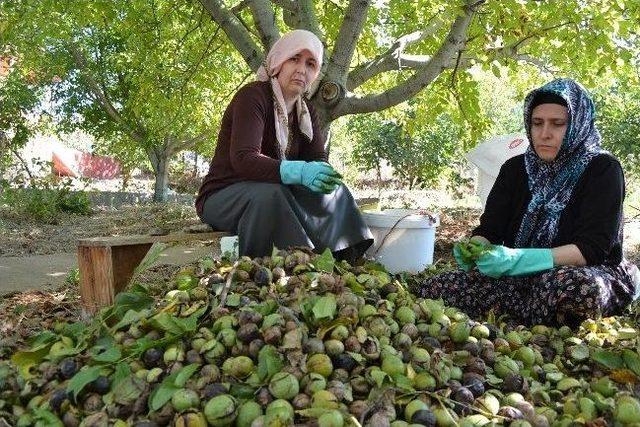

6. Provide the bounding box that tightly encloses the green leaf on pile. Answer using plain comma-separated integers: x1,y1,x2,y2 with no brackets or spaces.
111,309,148,331
343,272,365,294
150,307,205,335
104,290,154,321
314,248,335,273
112,362,132,389
258,345,283,382
149,363,199,411
113,376,147,405
28,330,57,347
32,407,63,427
67,366,102,400
312,294,337,320
133,242,168,276
175,363,200,387
90,337,122,363
11,343,52,379
592,350,624,370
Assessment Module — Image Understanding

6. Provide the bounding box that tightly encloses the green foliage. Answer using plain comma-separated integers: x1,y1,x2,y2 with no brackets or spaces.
65,268,80,286
349,111,464,190
0,172,91,223
2,0,246,198
595,78,640,178
0,67,43,171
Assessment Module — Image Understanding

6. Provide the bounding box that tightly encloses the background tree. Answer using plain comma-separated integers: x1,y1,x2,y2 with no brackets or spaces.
0,64,42,181
595,73,640,178
2,0,247,201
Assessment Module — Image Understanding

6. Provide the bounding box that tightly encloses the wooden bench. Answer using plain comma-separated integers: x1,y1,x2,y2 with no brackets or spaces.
77,230,229,313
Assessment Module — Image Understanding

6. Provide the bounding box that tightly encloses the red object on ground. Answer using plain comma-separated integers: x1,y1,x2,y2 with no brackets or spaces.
52,148,121,179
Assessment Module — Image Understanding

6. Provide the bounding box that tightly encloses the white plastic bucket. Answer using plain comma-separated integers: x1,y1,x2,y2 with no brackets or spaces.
362,209,439,273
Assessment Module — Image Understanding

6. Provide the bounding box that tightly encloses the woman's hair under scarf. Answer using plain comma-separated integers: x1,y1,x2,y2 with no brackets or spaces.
514,78,606,248
256,30,324,159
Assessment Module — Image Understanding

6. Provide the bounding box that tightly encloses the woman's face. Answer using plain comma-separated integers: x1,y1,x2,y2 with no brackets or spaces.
276,49,320,100
530,103,569,162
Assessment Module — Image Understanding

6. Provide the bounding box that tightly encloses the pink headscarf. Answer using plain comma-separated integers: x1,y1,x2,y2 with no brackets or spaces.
256,30,323,158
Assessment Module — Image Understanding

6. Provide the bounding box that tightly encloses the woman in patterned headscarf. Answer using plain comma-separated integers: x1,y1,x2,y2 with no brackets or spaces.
196,30,373,260
413,78,639,327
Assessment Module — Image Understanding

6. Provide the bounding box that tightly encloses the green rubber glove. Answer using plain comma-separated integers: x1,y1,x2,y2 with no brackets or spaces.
280,161,342,193
476,245,554,278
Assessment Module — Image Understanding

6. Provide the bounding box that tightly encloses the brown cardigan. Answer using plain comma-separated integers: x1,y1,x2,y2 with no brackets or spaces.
195,81,327,216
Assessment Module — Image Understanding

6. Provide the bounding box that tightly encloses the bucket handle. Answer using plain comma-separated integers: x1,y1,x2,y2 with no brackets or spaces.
372,210,437,257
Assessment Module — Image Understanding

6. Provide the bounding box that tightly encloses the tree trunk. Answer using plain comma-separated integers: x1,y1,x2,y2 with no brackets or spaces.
153,155,170,202
148,145,172,202
376,163,382,201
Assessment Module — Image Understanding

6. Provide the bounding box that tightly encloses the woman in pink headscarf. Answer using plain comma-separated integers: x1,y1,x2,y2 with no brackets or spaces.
196,30,373,261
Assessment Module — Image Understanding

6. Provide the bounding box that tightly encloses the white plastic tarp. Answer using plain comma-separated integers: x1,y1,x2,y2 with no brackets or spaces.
466,133,528,207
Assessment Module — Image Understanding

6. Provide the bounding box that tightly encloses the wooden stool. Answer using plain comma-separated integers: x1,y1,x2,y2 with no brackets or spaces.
77,231,229,313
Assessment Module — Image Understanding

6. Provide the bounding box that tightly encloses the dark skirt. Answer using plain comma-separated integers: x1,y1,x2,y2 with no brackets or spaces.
199,182,373,259
411,260,639,328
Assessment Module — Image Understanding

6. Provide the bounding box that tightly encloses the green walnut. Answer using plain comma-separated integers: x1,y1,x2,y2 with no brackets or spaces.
514,346,536,367
236,401,263,427
395,306,416,325
381,354,405,377
318,410,344,427
302,372,327,395
204,394,238,426
222,356,254,378
307,354,333,378
311,390,340,409
404,399,429,421
494,356,520,379
268,372,300,400
174,411,207,427
265,399,295,422
449,322,471,344
172,389,201,412
614,395,640,424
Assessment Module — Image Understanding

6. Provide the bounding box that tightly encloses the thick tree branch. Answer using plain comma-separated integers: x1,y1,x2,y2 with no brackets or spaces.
199,0,264,71
271,0,295,12
67,44,147,143
231,0,251,13
297,0,322,34
325,0,371,84
173,130,213,152
333,0,483,117
347,23,444,90
249,0,280,50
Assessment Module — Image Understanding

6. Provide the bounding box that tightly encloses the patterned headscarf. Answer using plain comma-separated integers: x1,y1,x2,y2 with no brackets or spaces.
514,78,606,248
256,30,323,159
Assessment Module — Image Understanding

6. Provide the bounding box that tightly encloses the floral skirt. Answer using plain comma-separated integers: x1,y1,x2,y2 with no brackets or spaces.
411,260,639,328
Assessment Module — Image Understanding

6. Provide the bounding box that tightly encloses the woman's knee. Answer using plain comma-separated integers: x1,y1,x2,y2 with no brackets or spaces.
537,266,607,325
248,183,291,206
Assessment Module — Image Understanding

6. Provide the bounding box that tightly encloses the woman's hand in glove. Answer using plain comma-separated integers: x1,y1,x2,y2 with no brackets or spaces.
280,161,343,193
476,245,554,278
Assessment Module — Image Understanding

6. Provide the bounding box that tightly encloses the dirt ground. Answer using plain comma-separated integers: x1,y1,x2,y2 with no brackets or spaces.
0,203,202,257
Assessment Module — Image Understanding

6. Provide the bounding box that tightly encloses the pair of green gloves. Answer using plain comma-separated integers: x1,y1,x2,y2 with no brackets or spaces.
280,160,343,194
453,239,554,278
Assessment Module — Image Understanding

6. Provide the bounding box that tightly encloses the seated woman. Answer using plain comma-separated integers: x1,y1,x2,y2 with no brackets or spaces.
196,30,373,261
412,78,639,327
